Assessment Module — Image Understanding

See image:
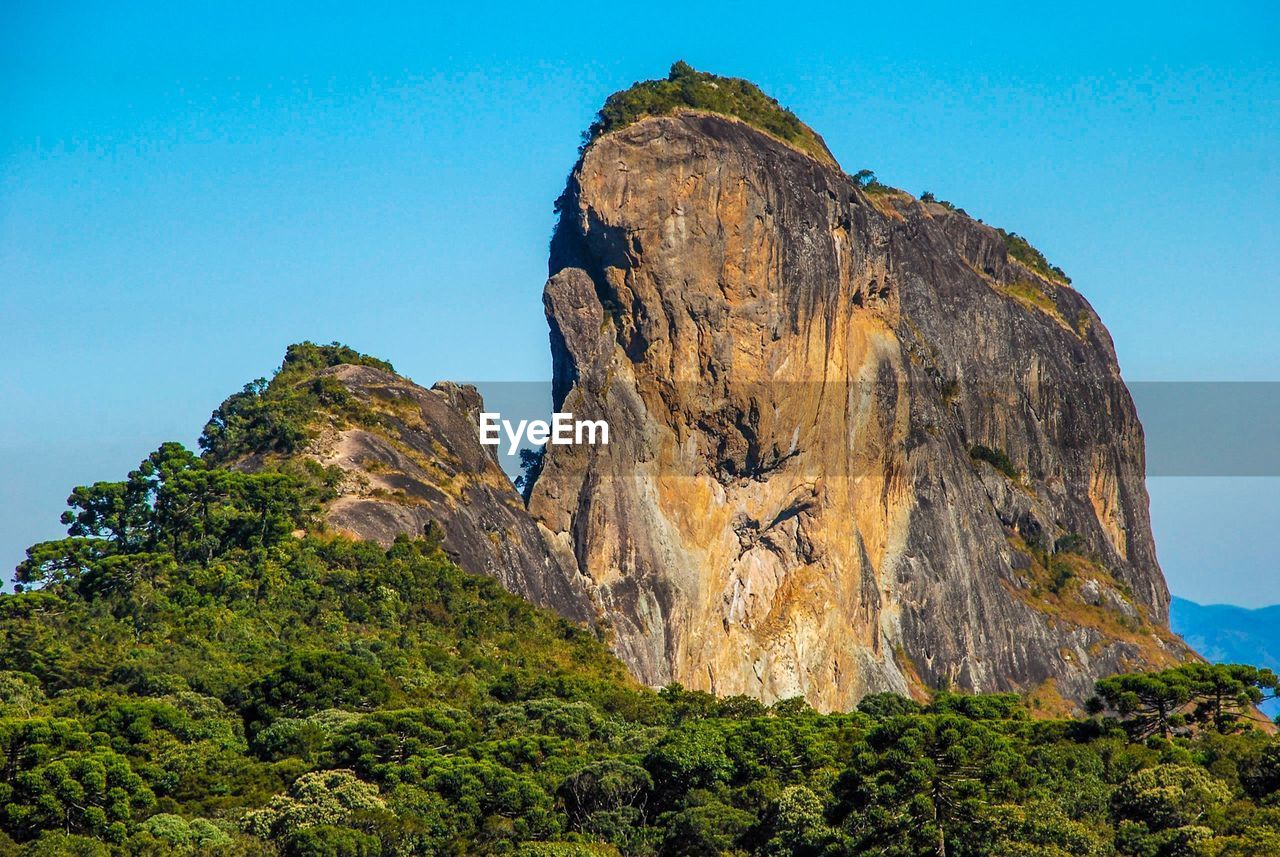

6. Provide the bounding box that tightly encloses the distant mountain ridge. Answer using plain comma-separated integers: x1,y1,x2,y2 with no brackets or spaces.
1171,596,1280,670
1171,595,1280,715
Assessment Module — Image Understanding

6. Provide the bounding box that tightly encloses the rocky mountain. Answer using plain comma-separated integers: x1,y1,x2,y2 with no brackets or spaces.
223,67,1193,713
525,102,1189,712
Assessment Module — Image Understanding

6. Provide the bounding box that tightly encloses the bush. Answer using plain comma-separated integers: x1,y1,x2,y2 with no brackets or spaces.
517,843,621,857
969,444,1019,480
851,168,895,195
858,692,922,719
998,229,1071,284
137,814,230,849
584,62,831,164
284,825,381,857
1054,533,1084,554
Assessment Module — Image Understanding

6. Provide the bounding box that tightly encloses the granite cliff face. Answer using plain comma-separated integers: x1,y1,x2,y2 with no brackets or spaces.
526,110,1190,711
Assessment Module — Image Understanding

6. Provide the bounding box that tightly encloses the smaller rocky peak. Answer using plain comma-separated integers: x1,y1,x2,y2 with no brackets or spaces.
198,342,598,625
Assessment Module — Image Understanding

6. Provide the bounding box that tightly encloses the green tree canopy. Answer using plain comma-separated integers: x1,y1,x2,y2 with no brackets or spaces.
3,427,1280,855
583,62,834,165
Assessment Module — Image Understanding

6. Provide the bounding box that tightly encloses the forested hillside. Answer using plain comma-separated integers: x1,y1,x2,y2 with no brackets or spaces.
2,349,1280,855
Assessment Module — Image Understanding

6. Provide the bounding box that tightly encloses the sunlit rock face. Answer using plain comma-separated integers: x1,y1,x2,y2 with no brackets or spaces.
528,111,1190,711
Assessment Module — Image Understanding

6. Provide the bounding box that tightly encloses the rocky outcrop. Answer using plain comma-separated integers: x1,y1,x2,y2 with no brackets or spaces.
285,364,595,624
527,110,1191,710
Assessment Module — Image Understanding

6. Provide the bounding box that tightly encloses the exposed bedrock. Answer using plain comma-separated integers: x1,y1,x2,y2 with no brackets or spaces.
526,111,1189,711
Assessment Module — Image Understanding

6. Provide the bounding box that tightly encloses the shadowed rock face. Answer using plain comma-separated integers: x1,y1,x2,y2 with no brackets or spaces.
528,111,1191,710
292,365,595,624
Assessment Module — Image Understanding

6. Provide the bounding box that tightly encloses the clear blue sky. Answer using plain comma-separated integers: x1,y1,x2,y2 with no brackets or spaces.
2,2,1277,604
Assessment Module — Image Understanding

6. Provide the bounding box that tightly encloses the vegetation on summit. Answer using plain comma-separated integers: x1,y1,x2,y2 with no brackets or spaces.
199,342,395,463
584,62,834,165
999,228,1073,284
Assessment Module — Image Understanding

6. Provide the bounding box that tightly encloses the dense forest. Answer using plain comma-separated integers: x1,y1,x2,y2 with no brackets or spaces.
3,347,1280,856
